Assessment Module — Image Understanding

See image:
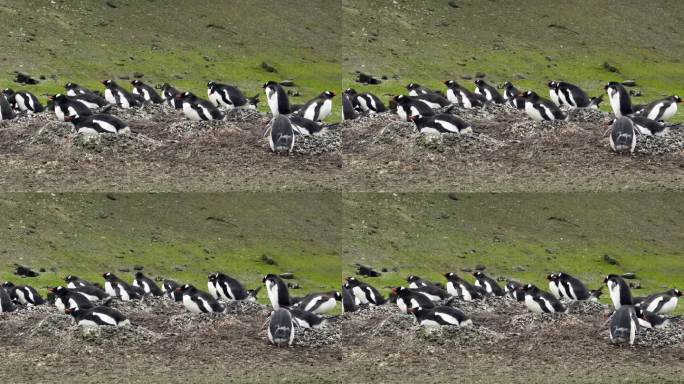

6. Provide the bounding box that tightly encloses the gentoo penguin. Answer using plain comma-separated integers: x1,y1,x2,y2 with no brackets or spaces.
342,93,359,120
547,273,563,299
557,272,590,301
521,91,568,121
65,114,130,135
443,80,485,109
161,83,183,109
102,272,142,301
297,91,335,122
65,306,130,327
502,81,520,102
628,116,673,136
132,272,163,296
472,271,504,296
295,291,340,314
474,79,505,104
609,305,638,345
394,95,435,121
608,117,637,153
341,284,359,313
290,308,328,329
344,88,387,113
406,83,434,96
263,274,291,309
547,81,562,106
131,80,163,104
393,287,435,313
604,274,633,309
344,277,386,306
414,92,451,109
163,279,183,302
550,81,592,108
267,115,295,154
0,285,16,312
66,284,110,302
605,82,635,117
177,91,225,121
637,95,681,121
208,272,254,301
63,83,107,108
49,94,91,121
410,285,450,302
289,115,328,136
48,286,94,312
521,284,567,314
263,81,291,116
0,93,15,120
2,88,44,113
443,272,484,301
640,289,681,314
635,307,677,329
409,306,472,328
64,275,96,289
101,79,142,109
406,275,434,289
176,284,225,314
505,281,525,301
411,114,472,135
207,81,252,109
268,308,295,347
1,282,45,306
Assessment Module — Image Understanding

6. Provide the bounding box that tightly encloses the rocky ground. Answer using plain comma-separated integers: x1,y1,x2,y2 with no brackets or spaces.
0,103,681,192
1,295,682,383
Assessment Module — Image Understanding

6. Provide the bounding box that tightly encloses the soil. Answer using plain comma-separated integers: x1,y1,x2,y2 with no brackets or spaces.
0,104,681,192
1,296,682,383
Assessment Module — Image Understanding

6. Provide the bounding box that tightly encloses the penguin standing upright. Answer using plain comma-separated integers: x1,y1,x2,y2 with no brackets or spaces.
521,284,567,314
547,81,563,106
0,92,15,121
49,94,92,121
207,81,250,109
0,285,16,312
131,80,163,103
268,308,295,347
2,88,44,113
609,305,638,345
410,114,472,135
637,95,681,121
502,81,520,101
409,306,472,328
472,271,504,296
506,281,525,301
102,272,142,301
344,277,386,306
553,81,592,108
263,81,291,116
443,272,484,301
161,83,183,109
65,114,130,135
297,91,335,122
263,274,291,310
394,95,435,121
177,92,225,121
342,284,358,313
1,282,45,306
609,117,637,154
295,291,340,314
443,80,485,108
474,79,505,104
101,80,142,109
176,284,225,314
266,115,295,154
557,272,590,301
547,273,563,299
605,82,635,117
342,93,359,120
208,272,253,301
132,272,163,296
640,289,681,314
604,274,633,309
521,91,568,121
65,306,130,327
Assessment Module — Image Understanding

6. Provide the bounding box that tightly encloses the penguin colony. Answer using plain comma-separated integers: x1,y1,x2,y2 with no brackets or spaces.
1,269,680,348
0,78,680,154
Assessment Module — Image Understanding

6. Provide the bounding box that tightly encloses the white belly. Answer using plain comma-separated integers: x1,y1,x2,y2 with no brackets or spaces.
104,89,117,105
266,91,279,116
525,103,544,121
183,296,203,314
608,91,622,117
446,89,459,104
182,103,203,121
525,296,544,314
318,99,332,121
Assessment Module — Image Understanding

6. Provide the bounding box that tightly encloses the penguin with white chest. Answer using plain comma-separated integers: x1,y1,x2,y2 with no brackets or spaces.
295,291,341,314
550,81,592,108
177,91,225,121
628,116,673,136
0,92,15,120
414,92,451,109
472,271,504,296
443,272,484,301
289,115,329,136
443,80,485,109
410,114,472,135
63,83,107,108
48,286,94,313
208,272,254,301
132,272,163,297
297,91,335,122
556,272,590,301
64,275,97,289
604,274,633,309
263,274,292,310
49,94,92,121
101,79,142,109
637,95,681,121
640,288,681,314
2,282,45,306
609,305,638,345
505,281,525,301
409,306,472,328
344,88,387,114
289,308,329,329
268,308,295,347
161,83,183,109
521,91,568,121
605,82,636,117
263,81,291,116
131,80,163,104
502,82,520,101
635,307,677,329
0,285,16,312
547,273,563,299
410,284,450,302
65,114,130,135
65,306,130,327
521,284,567,314
207,81,253,109
344,277,386,306
163,279,184,302
102,272,142,301
608,117,637,154
474,79,505,104
406,83,434,96
176,284,226,314
394,95,435,121
2,88,44,113
392,286,435,314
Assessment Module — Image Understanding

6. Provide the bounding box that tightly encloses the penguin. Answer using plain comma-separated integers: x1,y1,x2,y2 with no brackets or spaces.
344,277,386,306
557,272,590,301
62,83,107,108
547,81,562,106
65,306,130,327
502,81,520,102
0,285,16,312
2,88,44,113
132,272,163,296
410,285,450,302
472,271,504,296
65,114,130,135
604,274,633,309
263,274,291,310
163,279,183,302
49,94,92,121
414,92,451,109
505,281,525,302
628,116,673,136
406,275,436,289
609,305,638,345
176,284,226,314
208,272,254,301
605,82,635,117
589,288,604,303
608,117,636,154
289,308,328,329
48,286,94,313
131,80,163,104
394,95,435,121
521,284,567,314
60,281,110,302
161,83,183,109
0,92,15,120
263,81,291,116
64,82,101,99
521,91,568,121
289,115,328,136
268,308,295,347
406,83,434,96
341,284,359,313
393,287,435,313
552,81,592,108
102,272,142,301
64,275,96,289
267,115,295,154
206,81,252,109
409,306,472,328
474,79,505,104
101,79,142,109
1,282,45,306
443,80,485,109
410,114,472,135
343,88,387,114
295,291,340,314
177,91,225,121
635,307,677,329
637,95,681,121
297,91,335,122
640,289,681,314
342,93,359,120
443,272,484,301
547,273,563,299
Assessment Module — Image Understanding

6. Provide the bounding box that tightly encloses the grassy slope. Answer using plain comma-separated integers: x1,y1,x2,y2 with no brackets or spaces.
342,193,684,314
342,0,684,121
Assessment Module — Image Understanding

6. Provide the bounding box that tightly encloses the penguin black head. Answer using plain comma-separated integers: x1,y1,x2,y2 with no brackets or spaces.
406,83,420,90
64,275,78,282
208,273,217,282
344,88,357,95
134,271,145,278
474,79,486,86
323,91,336,98
102,79,114,87
521,91,538,99
333,291,342,301
547,81,558,89
175,284,194,293
2,88,14,96
131,79,145,86
674,95,682,103
2,281,14,288
671,288,682,297
65,82,78,89
407,275,420,282
546,273,557,281
443,272,456,279
176,91,194,101
262,81,279,89
503,81,513,88
443,80,456,86
473,271,484,278
102,272,116,280
207,81,217,87
522,283,538,293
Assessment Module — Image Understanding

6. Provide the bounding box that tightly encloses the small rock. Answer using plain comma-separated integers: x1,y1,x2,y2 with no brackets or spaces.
461,267,472,272
622,272,636,279
447,192,459,201
261,254,277,265
381,267,388,272
105,193,117,201
261,62,277,73
447,0,459,8
603,61,619,73
475,72,486,78
133,72,144,78
514,266,526,272
119,75,130,80
461,75,473,80
118,267,130,273
629,89,642,97
622,80,636,87
545,248,555,254
173,266,185,272
280,80,295,87
603,254,619,265
106,0,117,8
279,273,294,279
133,265,144,271
545,56,553,61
